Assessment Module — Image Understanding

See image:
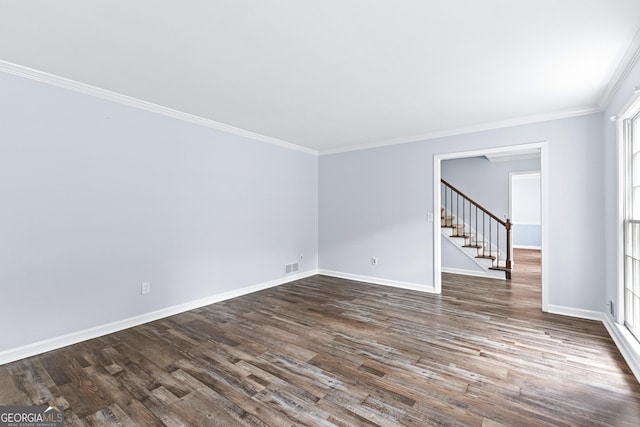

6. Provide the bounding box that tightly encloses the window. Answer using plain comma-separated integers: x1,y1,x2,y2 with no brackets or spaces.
623,103,640,341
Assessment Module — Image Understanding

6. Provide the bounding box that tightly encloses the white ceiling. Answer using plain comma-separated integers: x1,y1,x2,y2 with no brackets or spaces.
1,1,640,154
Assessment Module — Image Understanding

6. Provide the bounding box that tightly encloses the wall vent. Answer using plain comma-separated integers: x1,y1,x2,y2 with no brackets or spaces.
284,263,299,275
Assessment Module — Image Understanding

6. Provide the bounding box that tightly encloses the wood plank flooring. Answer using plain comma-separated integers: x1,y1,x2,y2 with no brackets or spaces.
1,249,640,426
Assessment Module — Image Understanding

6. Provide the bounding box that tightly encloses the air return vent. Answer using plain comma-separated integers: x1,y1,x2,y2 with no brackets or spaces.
284,263,299,275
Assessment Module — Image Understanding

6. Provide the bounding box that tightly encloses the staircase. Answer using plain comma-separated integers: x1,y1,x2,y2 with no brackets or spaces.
441,179,512,279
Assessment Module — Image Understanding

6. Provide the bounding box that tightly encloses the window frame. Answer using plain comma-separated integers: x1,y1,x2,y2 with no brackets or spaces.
619,93,640,342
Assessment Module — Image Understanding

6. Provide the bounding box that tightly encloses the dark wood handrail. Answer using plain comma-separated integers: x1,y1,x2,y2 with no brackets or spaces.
441,178,506,226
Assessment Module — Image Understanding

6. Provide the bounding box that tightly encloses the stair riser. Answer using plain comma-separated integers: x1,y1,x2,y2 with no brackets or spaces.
441,218,456,227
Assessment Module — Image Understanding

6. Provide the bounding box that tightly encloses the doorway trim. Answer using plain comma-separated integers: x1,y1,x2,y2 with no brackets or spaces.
433,141,549,312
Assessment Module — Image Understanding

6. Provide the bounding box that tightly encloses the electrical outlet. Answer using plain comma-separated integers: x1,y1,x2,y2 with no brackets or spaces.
141,281,151,295
371,257,378,266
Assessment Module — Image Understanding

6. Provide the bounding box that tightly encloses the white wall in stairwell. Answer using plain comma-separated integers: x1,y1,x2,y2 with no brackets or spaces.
511,172,541,248
320,113,604,312
511,173,541,224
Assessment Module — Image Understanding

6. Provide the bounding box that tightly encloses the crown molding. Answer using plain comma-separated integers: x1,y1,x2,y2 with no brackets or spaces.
0,60,318,156
599,27,640,110
319,107,599,155
0,58,609,158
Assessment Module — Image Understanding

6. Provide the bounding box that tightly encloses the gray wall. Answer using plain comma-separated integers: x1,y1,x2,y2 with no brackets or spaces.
441,156,540,220
4,52,630,353
319,113,604,311
0,72,318,352
319,144,432,285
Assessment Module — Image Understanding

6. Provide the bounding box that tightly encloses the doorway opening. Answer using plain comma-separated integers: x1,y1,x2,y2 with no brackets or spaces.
433,142,548,312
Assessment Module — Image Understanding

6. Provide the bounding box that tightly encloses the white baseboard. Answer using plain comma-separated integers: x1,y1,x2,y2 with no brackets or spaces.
523,305,640,382
513,245,541,250
546,304,605,321
0,270,318,366
441,267,505,280
318,269,436,293
603,315,640,382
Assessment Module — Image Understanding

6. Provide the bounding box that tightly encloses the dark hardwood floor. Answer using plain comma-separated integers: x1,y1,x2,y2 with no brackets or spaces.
1,249,639,426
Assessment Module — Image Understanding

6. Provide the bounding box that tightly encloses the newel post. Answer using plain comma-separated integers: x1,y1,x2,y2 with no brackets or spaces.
505,219,512,279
